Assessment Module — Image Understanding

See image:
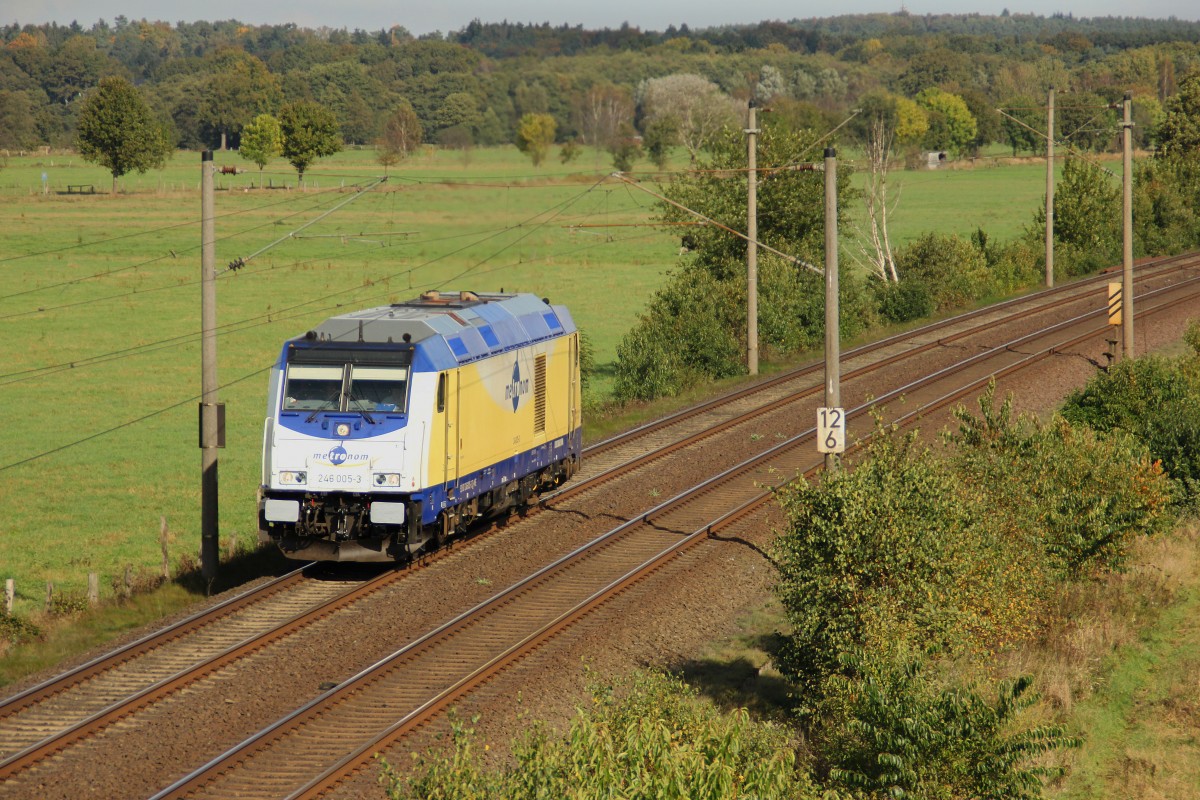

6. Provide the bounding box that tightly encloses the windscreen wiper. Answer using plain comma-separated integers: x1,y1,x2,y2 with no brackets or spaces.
306,388,343,423
347,392,377,424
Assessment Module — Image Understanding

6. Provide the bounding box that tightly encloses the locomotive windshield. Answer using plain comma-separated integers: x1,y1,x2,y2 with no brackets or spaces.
283,365,343,411
282,363,409,414
348,365,407,413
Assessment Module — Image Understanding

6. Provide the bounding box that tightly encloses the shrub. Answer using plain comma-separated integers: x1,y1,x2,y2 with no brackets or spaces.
774,386,1175,713
0,611,43,646
577,327,595,392
1060,355,1200,504
380,672,815,800
613,316,686,402
1052,158,1121,275
558,138,581,164
613,264,742,402
1133,156,1200,255
872,276,934,323
825,653,1078,800
771,420,1041,705
953,385,1175,576
46,591,89,616
893,232,991,311
984,237,1044,295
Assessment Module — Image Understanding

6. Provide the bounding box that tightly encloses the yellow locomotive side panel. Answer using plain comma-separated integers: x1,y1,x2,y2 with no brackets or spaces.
419,333,578,493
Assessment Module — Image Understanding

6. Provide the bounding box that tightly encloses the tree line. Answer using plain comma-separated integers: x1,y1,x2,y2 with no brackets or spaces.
3,12,1200,159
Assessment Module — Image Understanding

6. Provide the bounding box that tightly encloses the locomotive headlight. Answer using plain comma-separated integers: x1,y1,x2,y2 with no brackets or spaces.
336,423,351,437
373,472,401,487
279,470,307,485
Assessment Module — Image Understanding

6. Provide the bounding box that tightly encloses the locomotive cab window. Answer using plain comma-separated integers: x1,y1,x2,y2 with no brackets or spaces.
283,365,344,411
348,365,409,413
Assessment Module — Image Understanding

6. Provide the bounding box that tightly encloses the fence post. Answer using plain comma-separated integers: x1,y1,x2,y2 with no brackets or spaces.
161,516,171,579
45,582,53,612
4,579,13,614
88,573,99,606
124,565,132,599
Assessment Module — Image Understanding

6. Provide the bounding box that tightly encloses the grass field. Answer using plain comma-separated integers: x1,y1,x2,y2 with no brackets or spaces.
0,143,1061,619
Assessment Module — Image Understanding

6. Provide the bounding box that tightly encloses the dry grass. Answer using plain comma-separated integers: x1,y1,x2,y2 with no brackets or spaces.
980,521,1200,798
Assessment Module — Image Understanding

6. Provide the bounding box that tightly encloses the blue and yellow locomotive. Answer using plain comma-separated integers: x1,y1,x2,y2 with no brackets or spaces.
258,291,582,561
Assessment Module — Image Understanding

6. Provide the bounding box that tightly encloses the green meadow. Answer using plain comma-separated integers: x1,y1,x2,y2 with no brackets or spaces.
0,144,1056,616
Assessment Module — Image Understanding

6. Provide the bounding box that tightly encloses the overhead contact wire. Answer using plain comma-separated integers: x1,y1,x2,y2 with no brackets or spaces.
1,179,628,385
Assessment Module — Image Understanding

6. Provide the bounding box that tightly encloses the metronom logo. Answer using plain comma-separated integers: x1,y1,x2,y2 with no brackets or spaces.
315,446,369,466
504,361,530,411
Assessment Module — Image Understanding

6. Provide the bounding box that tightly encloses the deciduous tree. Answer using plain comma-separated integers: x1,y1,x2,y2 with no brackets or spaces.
0,90,39,150
574,82,632,150
376,101,422,173
76,75,172,193
239,113,282,186
916,87,977,156
1000,94,1045,156
1156,71,1200,158
198,50,280,151
515,112,556,167
638,74,737,161
279,100,342,184
1056,90,1116,153
1046,156,1121,274
852,92,925,284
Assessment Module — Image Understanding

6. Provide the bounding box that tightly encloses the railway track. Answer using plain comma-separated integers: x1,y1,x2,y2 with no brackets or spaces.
153,262,1200,799
2,253,1199,797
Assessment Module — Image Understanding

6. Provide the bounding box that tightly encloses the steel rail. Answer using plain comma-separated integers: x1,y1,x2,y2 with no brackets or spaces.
153,274,1200,799
6,254,1199,795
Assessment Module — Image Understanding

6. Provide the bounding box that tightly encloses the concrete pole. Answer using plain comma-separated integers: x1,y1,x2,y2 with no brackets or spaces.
1122,93,1135,360
1045,89,1055,288
200,151,219,582
824,148,840,473
746,101,759,376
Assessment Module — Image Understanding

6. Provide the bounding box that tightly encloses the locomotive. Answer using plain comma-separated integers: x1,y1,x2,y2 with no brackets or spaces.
258,290,582,561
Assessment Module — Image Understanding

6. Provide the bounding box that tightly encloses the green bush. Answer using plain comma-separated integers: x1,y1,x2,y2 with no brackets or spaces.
872,276,935,323
771,420,1042,705
380,672,815,800
613,264,743,402
1060,355,1200,504
774,386,1176,715
952,386,1175,575
1050,158,1121,276
577,327,595,392
825,653,1078,800
984,237,1044,295
0,611,43,646
1133,156,1200,255
893,232,992,312
46,591,90,616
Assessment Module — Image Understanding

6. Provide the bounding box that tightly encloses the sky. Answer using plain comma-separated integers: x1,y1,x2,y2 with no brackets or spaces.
4,0,1198,36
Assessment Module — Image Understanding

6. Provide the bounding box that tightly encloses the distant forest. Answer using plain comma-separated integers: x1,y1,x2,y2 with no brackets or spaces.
2,12,1199,154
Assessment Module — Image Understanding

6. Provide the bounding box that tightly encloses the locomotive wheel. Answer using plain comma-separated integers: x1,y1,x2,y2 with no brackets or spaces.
434,511,453,548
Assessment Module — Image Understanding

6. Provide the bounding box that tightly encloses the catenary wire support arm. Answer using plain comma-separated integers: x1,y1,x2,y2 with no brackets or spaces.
995,107,1119,179
609,172,823,275
225,176,388,271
